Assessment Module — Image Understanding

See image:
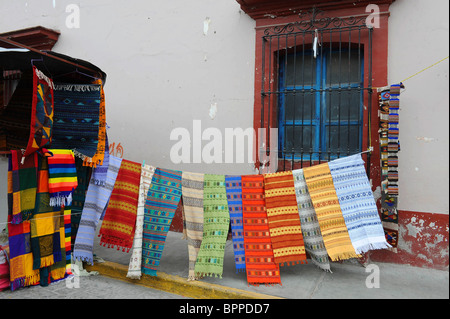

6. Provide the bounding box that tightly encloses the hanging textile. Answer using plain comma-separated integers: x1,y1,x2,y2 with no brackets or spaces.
303,163,360,261
328,154,391,254
47,149,78,207
90,133,109,186
241,175,281,286
72,155,122,265
52,83,101,159
49,206,69,281
225,175,246,273
263,171,307,266
181,171,205,281
292,169,331,272
98,159,141,252
23,67,54,157
194,174,230,279
127,164,156,280
142,168,182,277
10,150,38,224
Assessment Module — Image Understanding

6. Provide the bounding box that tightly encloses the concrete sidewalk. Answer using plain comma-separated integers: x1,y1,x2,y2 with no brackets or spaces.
87,230,449,299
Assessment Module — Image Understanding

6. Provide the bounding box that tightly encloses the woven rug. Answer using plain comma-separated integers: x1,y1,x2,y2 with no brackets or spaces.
225,175,246,273
99,159,141,252
142,168,182,277
49,206,69,282
73,155,122,265
47,149,78,207
127,164,156,280
194,174,230,279
52,83,101,159
10,150,38,224
303,163,360,261
24,67,54,157
292,169,331,272
181,171,205,281
241,175,281,286
263,171,307,265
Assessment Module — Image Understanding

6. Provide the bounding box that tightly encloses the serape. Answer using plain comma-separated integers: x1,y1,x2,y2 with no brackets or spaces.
47,149,78,207
30,155,62,270
303,163,360,261
127,164,156,280
241,175,281,286
225,175,246,273
73,155,122,265
142,168,182,277
52,83,101,159
263,171,307,265
24,67,54,157
99,159,141,252
194,174,230,279
181,171,205,281
328,154,391,254
292,169,331,272
10,150,38,224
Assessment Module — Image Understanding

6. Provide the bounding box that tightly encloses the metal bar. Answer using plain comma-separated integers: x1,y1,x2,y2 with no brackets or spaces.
367,26,373,176
347,26,352,156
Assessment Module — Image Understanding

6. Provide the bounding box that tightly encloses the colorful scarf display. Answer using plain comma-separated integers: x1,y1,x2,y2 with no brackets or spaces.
292,169,331,272
181,171,205,281
225,175,246,273
241,175,281,286
194,174,230,279
10,150,38,224
24,67,54,157
142,168,182,277
47,149,78,207
263,171,307,265
52,83,101,159
73,155,122,265
303,163,360,261
127,164,156,280
328,154,391,254
99,159,141,252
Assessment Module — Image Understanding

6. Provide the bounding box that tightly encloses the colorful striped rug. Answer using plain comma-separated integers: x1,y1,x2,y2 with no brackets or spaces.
47,149,78,208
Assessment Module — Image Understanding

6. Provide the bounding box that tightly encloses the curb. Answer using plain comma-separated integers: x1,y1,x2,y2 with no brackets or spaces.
85,261,284,299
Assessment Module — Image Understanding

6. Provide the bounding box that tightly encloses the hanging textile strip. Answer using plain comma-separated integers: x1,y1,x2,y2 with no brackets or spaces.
73,155,122,265
99,159,141,252
10,150,38,224
91,133,110,186
23,67,54,157
30,155,62,270
225,175,246,273
292,169,332,272
47,149,78,207
142,168,182,277
49,206,69,281
83,79,106,167
52,83,101,159
387,83,401,197
127,164,156,280
328,154,391,254
303,163,360,261
263,171,307,266
181,171,205,281
241,175,281,286
194,174,230,279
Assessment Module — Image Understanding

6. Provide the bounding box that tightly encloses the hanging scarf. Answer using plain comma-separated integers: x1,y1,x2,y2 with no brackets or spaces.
241,175,281,286
73,155,122,265
181,171,205,281
91,133,110,186
292,169,332,272
303,163,360,261
126,164,156,280
142,168,182,277
9,150,38,224
23,67,54,157
49,206,69,282
194,174,230,279
328,154,391,254
52,83,101,159
99,159,141,252
225,175,246,273
263,171,307,266
47,149,78,207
